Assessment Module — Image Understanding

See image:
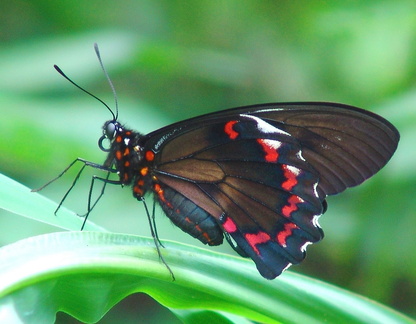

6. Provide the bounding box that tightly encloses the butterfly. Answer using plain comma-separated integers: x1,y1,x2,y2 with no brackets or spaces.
36,46,399,280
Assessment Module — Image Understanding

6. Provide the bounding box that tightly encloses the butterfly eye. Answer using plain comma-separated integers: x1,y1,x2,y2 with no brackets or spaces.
104,121,117,140
98,121,117,152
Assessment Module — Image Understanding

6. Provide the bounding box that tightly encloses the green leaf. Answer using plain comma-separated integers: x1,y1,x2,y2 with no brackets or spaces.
1,176,413,323
0,233,413,323
0,173,105,231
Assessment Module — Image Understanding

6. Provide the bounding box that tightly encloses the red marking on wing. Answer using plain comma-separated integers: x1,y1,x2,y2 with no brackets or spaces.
224,120,239,140
277,223,298,247
222,216,238,233
245,231,271,255
145,150,155,161
282,164,299,191
124,147,130,156
124,160,130,167
256,139,280,162
115,150,122,160
282,195,303,217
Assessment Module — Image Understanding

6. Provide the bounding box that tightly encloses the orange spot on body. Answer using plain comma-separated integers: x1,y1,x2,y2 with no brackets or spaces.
245,231,271,255
277,223,298,247
194,224,213,244
124,161,130,167
282,195,303,217
202,232,213,243
134,179,145,196
124,147,130,156
123,173,129,182
224,120,239,140
154,184,173,208
145,150,155,161
115,150,122,160
116,136,122,143
185,217,192,223
133,185,143,196
140,167,148,176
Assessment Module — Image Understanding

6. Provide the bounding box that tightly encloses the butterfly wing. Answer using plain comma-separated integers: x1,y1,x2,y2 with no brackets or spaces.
145,103,399,279
248,103,399,197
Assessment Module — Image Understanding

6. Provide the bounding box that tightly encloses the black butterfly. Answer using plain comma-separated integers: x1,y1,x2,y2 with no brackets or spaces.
36,48,399,280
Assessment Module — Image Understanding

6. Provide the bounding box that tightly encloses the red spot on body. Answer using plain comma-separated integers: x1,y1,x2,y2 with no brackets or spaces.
282,164,299,191
125,131,131,136
222,216,237,233
116,136,122,143
277,223,298,247
154,184,173,208
257,139,280,162
145,150,155,161
224,120,239,140
202,232,213,243
124,161,130,167
133,186,143,196
282,195,303,217
133,179,145,196
245,231,271,255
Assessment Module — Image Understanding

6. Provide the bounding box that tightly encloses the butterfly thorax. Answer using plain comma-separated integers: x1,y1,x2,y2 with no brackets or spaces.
101,121,153,198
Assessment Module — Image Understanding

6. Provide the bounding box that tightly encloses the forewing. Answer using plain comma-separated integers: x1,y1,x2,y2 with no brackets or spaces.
250,104,399,196
147,102,399,197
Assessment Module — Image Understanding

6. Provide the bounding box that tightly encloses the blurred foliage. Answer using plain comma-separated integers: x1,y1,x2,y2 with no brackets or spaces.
0,0,415,322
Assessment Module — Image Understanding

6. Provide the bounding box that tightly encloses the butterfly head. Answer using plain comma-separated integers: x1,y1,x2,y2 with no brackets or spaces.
98,120,123,152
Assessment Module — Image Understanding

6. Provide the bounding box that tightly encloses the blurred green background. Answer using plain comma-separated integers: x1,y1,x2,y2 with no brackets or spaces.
1,0,415,322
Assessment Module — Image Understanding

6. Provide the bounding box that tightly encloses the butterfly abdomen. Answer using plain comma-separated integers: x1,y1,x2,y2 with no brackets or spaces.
154,184,224,246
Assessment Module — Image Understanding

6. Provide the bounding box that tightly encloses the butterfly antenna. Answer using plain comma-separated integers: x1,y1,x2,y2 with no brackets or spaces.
94,43,119,120
54,65,116,121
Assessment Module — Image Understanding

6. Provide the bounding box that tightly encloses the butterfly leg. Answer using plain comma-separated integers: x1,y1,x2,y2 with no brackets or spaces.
141,197,175,281
151,198,165,248
79,172,122,230
32,158,118,225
